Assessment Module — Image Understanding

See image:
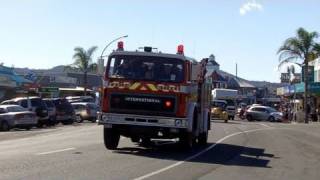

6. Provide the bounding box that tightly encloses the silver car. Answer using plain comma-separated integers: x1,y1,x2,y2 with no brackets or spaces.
0,105,38,131
246,106,283,122
71,102,98,123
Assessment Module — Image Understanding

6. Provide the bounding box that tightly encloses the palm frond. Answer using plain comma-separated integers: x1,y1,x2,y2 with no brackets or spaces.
71,46,98,74
278,56,302,69
314,43,320,56
278,50,302,62
87,46,98,58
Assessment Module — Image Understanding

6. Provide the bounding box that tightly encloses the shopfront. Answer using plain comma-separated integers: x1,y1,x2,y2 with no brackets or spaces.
0,65,33,101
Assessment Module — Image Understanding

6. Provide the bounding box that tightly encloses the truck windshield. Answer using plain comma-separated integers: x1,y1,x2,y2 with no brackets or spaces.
107,55,185,83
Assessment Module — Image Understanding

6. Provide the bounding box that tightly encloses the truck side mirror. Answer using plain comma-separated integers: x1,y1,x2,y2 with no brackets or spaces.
191,63,201,81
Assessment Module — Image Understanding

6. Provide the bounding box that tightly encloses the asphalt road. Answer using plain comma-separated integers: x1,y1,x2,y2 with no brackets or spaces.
1,120,320,180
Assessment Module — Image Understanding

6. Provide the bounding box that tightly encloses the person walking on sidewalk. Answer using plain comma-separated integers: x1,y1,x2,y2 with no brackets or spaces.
317,104,320,122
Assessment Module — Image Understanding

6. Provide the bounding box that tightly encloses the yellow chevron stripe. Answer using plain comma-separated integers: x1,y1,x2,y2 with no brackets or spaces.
147,84,157,91
129,82,140,90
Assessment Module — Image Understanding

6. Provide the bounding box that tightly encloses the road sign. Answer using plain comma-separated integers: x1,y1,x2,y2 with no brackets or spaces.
38,87,59,93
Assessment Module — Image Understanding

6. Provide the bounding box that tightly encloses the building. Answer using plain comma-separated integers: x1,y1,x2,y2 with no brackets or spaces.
0,65,32,101
206,55,228,88
277,58,320,110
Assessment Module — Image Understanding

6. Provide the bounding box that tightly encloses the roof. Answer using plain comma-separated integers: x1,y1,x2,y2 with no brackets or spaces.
211,71,227,82
0,104,21,108
228,77,256,88
208,59,220,66
109,51,198,63
249,105,272,109
11,96,41,101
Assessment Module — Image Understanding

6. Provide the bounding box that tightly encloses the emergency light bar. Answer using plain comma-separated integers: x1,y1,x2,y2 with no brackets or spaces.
117,41,124,51
177,45,184,54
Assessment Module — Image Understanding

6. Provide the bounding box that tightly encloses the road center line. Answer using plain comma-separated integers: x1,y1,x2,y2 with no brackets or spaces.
134,127,273,180
36,147,76,155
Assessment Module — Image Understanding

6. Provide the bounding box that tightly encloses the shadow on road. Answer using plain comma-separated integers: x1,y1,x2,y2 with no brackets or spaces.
114,142,276,168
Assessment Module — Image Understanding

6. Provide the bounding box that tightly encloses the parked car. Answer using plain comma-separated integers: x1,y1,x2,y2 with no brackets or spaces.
1,97,49,127
52,98,75,125
0,105,38,131
43,99,57,126
246,106,283,122
71,102,98,123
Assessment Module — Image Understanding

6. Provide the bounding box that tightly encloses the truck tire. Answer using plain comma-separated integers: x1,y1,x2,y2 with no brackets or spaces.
140,137,152,147
198,131,208,146
179,132,195,149
104,127,120,150
131,136,140,143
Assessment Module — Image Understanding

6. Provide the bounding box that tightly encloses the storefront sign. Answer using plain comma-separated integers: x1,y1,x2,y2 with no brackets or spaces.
301,66,314,82
294,82,320,94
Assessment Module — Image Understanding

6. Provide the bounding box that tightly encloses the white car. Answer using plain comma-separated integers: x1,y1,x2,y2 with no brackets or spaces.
0,105,38,131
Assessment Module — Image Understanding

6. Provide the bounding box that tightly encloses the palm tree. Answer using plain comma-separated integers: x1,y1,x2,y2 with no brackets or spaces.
278,27,319,123
70,46,98,96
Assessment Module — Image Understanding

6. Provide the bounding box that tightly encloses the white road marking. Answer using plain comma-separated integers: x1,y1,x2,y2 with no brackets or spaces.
133,127,273,180
36,147,76,155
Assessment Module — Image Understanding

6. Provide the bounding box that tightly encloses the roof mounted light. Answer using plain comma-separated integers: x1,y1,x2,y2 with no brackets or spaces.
177,44,184,55
117,41,124,51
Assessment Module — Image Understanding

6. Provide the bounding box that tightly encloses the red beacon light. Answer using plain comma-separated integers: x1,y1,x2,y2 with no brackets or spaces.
117,41,124,51
177,44,184,55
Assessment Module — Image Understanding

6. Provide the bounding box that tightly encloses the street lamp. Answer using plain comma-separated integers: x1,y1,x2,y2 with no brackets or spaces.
100,35,128,59
97,35,128,75
97,35,128,108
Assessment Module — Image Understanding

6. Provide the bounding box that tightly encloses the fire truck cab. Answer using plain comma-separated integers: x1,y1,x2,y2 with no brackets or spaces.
98,42,212,150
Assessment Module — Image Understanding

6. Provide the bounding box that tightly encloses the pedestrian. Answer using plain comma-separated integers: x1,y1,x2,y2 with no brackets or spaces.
311,106,317,122
317,105,320,122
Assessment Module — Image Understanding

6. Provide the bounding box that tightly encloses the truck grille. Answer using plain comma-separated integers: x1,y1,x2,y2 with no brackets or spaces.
109,93,176,116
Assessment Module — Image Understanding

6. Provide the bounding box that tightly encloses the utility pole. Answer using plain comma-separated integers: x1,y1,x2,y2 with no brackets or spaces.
236,63,238,79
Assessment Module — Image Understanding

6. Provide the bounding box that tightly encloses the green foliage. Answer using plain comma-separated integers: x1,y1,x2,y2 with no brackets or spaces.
278,27,319,68
72,46,98,73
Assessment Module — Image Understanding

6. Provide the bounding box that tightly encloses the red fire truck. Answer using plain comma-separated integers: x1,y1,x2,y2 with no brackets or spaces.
98,42,212,150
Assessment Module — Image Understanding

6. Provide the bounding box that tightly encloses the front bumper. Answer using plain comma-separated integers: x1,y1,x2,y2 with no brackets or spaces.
98,113,188,129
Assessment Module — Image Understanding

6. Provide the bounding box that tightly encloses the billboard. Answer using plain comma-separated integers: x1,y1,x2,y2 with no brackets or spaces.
301,66,314,82
281,73,301,83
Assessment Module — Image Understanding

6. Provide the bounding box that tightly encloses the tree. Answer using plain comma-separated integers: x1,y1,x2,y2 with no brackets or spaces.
278,27,319,123
69,46,98,96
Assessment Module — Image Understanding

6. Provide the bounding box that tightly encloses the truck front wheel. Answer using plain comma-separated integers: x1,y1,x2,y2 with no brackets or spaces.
104,127,120,150
179,132,195,149
198,131,208,146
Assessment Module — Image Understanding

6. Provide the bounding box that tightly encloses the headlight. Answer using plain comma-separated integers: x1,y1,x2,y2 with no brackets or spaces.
102,114,108,121
175,119,182,127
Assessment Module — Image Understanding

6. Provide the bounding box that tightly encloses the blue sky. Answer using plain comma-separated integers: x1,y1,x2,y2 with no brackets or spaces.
0,0,320,82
